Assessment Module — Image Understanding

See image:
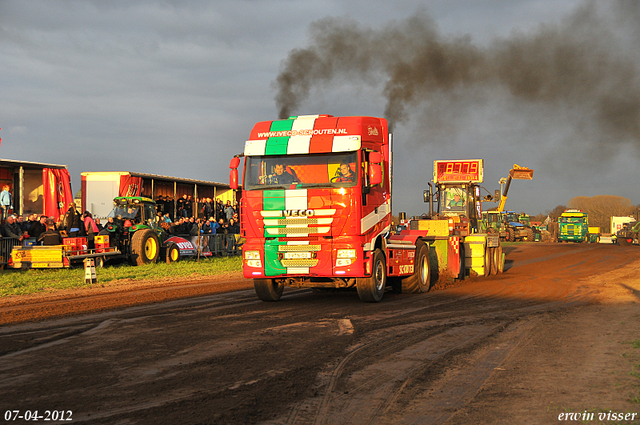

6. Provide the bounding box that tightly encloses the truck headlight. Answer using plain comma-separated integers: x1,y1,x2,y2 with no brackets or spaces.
244,250,262,268
337,249,356,259
336,249,356,267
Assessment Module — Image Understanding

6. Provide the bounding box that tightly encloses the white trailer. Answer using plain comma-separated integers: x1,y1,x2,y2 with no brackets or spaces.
81,171,233,220
611,216,636,235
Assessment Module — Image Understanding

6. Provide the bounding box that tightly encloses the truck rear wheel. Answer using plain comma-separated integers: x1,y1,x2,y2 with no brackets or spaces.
402,241,430,293
357,249,386,302
506,228,515,242
254,278,284,301
131,229,160,265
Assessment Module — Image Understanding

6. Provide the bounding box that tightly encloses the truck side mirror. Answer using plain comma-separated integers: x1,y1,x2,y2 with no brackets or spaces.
229,157,240,190
423,190,431,203
494,190,500,201
368,152,382,186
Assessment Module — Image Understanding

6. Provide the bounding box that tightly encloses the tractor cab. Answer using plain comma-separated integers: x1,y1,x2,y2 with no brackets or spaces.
107,197,158,232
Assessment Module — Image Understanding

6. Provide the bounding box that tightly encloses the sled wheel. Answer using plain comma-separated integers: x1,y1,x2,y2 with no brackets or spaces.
458,243,466,280
166,242,180,264
357,249,386,302
490,247,498,275
254,278,284,301
402,241,430,293
496,245,504,273
131,229,160,265
484,244,492,277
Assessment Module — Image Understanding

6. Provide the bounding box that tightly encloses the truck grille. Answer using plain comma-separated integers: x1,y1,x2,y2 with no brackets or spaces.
281,259,319,267
266,227,330,235
278,244,321,252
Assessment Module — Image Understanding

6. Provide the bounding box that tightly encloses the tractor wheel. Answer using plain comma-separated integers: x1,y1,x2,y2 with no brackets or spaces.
130,229,160,265
254,278,284,301
506,228,515,242
525,228,534,242
165,242,180,264
484,244,492,277
402,241,431,293
357,249,386,302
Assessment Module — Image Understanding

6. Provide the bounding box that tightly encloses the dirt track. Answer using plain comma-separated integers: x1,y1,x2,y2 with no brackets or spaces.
2,243,640,425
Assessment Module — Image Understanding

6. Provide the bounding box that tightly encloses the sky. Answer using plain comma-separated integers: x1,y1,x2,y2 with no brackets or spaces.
1,0,639,217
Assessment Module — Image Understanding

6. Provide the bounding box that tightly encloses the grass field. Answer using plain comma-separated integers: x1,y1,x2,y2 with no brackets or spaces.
0,256,243,297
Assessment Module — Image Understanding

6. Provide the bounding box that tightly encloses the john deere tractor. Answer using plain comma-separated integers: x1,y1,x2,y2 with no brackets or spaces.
104,196,182,265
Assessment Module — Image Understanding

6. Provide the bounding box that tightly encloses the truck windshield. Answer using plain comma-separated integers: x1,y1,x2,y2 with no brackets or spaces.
243,152,358,190
560,217,584,223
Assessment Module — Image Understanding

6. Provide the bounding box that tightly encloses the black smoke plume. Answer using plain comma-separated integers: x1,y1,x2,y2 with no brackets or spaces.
274,2,639,144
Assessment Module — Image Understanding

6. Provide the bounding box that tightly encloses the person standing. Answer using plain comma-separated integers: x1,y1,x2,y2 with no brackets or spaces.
83,211,99,249
28,215,48,240
38,219,63,246
3,215,25,243
62,203,82,237
0,185,13,222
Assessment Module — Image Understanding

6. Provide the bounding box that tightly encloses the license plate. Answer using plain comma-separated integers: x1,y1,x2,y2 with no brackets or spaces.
284,252,311,259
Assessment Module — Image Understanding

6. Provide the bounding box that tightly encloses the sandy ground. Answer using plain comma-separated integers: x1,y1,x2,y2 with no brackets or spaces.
1,243,640,425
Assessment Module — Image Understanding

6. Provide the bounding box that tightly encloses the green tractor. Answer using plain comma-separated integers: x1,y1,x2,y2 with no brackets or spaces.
104,197,194,265
617,221,640,246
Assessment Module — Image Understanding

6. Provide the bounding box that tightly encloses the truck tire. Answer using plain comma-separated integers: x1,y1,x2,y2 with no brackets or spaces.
506,228,515,242
130,229,160,265
254,278,284,301
165,242,180,264
357,249,386,302
402,241,430,293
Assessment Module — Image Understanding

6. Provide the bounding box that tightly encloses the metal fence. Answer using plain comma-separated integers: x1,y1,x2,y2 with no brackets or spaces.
0,237,22,268
182,233,241,257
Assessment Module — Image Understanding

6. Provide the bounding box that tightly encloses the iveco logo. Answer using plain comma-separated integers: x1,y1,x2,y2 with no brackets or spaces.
368,126,379,136
283,209,314,217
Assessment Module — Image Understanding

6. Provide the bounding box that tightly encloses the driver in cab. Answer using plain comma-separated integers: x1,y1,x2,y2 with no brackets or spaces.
268,162,295,185
332,162,355,183
447,192,466,210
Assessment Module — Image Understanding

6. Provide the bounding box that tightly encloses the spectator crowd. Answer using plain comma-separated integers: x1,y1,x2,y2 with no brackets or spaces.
1,196,241,255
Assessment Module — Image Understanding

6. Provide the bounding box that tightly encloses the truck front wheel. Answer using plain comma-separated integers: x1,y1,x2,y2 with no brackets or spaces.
402,241,430,293
357,249,386,302
254,278,284,301
131,229,160,265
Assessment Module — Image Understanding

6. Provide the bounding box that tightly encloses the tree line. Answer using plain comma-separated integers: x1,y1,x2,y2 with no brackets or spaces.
532,195,640,230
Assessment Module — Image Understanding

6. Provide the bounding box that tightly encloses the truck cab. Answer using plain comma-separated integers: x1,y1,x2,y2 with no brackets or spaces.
230,115,394,301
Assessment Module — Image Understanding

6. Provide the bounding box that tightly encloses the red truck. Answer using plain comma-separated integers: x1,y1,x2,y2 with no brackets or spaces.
229,115,502,302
